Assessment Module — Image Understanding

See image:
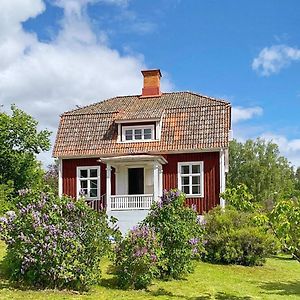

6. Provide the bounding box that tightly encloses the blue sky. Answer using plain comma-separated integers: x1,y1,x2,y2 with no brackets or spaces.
1,0,300,167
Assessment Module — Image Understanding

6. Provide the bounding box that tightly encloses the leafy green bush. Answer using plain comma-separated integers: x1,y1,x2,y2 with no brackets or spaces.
0,189,116,290
270,198,300,261
144,189,205,279
203,207,278,266
220,184,258,212
115,225,161,289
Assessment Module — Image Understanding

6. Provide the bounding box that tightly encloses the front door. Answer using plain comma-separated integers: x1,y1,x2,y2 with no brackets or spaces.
128,168,144,194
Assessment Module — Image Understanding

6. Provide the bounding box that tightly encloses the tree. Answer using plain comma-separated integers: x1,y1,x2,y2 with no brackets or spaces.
0,105,51,192
43,162,59,195
270,198,300,262
227,139,295,205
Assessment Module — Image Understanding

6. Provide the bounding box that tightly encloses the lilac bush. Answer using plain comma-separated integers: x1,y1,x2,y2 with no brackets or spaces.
0,189,115,290
115,225,162,289
144,189,205,279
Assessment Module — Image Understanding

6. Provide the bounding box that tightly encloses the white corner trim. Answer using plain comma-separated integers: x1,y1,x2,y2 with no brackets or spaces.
219,149,226,208
58,158,62,197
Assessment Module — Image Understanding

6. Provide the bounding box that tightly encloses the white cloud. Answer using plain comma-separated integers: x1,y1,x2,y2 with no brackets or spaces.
260,133,300,167
232,106,263,124
252,45,300,76
0,0,173,167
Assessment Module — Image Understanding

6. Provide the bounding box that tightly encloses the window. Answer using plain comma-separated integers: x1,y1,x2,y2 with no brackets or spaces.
122,125,155,142
77,166,100,199
178,162,204,197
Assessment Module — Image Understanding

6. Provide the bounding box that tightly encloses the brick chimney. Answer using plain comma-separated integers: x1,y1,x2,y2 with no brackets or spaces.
141,69,162,97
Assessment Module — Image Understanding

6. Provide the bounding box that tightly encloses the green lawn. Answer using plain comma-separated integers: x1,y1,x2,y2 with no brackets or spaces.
0,242,299,300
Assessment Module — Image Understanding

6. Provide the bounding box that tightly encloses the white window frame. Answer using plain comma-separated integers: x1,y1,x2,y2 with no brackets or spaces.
121,125,155,142
177,161,204,197
76,166,100,200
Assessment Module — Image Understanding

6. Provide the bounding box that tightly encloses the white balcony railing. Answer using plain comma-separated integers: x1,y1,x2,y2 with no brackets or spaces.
110,194,154,210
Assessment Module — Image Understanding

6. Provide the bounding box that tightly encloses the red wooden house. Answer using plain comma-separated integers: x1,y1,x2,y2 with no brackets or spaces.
53,69,231,233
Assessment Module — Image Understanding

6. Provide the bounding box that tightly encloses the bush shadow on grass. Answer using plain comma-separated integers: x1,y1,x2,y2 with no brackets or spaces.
148,288,252,300
259,280,300,296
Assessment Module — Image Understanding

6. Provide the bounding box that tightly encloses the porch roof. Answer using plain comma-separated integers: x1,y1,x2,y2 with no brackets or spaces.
99,154,167,165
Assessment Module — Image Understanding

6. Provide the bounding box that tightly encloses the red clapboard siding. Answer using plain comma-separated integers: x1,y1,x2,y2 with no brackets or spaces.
162,152,220,214
62,158,116,200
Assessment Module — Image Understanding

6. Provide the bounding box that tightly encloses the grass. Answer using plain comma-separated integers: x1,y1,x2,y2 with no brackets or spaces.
0,242,299,300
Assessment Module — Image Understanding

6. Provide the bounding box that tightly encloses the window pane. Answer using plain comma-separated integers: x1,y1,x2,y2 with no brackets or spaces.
182,176,189,185
192,165,200,174
90,179,98,188
134,129,142,140
125,129,133,140
192,176,200,184
80,169,88,178
182,186,189,194
192,185,200,194
144,133,152,139
80,180,87,188
144,128,152,139
90,188,98,198
90,169,98,178
181,165,189,174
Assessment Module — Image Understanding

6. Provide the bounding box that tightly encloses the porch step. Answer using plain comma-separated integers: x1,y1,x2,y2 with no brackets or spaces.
107,209,150,235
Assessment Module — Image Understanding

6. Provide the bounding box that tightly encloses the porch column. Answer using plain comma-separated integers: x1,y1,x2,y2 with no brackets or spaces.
158,165,163,197
153,163,159,201
106,163,112,211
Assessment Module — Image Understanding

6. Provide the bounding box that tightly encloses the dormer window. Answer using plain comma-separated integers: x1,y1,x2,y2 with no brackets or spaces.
122,125,155,142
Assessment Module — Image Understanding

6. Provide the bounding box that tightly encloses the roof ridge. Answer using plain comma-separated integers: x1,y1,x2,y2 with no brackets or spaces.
62,91,230,116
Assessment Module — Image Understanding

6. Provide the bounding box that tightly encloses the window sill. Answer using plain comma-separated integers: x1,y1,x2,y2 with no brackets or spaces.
117,139,159,144
184,194,204,198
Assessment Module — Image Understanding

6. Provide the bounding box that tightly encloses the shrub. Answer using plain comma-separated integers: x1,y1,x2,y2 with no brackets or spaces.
220,184,258,212
270,198,300,261
115,225,161,289
0,189,115,290
203,206,278,266
144,189,205,279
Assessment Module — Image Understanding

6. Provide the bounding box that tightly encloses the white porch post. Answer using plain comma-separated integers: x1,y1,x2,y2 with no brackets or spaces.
158,165,163,197
153,163,159,201
106,163,112,211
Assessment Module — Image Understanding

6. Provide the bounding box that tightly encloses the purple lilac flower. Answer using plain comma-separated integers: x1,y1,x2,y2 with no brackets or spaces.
192,248,198,255
191,204,197,212
6,211,16,221
0,217,8,224
189,238,199,245
18,188,31,196
150,254,157,262
66,202,75,211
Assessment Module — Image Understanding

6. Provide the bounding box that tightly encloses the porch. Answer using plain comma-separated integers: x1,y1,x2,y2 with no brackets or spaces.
100,155,167,234
100,154,167,211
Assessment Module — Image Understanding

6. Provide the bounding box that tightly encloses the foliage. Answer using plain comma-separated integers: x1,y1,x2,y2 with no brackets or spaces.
144,189,205,279
115,225,162,289
43,162,59,195
0,105,51,192
270,198,300,261
220,184,258,212
227,139,295,205
203,206,278,266
0,181,14,216
0,189,116,291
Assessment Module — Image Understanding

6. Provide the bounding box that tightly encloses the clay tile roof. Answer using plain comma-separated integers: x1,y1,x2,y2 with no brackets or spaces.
53,91,231,157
